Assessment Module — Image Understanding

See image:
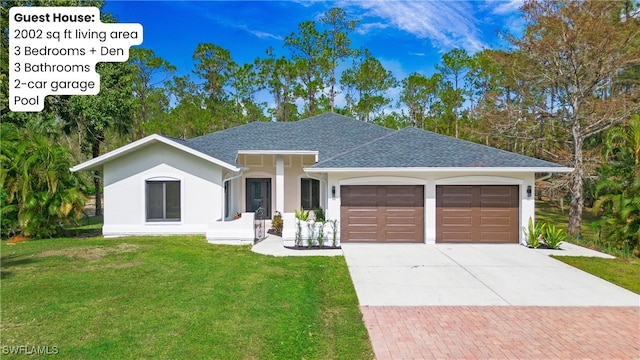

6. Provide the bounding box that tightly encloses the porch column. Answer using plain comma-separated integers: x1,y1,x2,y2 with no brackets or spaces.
275,155,284,214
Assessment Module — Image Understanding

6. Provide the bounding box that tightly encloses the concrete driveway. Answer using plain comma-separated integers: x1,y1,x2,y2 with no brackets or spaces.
342,243,640,306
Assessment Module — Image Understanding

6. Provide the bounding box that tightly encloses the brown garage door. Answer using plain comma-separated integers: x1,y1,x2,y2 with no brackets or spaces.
341,185,424,243
436,185,519,243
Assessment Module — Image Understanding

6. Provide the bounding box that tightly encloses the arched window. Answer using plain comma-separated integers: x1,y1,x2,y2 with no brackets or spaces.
146,180,181,221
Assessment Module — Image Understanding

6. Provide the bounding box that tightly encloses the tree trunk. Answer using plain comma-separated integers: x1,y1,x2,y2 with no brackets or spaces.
329,68,335,112
92,134,104,217
568,120,584,237
93,170,102,217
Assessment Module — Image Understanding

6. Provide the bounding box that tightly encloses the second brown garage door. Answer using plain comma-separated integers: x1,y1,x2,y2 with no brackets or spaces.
341,185,424,243
437,185,519,243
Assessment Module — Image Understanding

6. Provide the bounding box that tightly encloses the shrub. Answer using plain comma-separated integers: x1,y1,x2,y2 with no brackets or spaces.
294,208,309,247
329,219,339,248
543,223,566,249
271,212,283,235
316,221,325,247
306,221,316,248
294,207,309,221
523,217,543,248
314,208,325,222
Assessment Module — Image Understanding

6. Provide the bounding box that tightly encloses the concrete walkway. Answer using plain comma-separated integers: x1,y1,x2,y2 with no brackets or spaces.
342,243,640,306
251,234,342,256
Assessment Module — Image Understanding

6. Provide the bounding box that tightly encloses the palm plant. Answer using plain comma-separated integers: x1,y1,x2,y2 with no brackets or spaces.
0,124,87,238
592,116,640,256
523,217,543,248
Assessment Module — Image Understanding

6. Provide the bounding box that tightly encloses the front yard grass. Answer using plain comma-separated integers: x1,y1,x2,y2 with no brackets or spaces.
537,200,640,293
1,236,373,359
551,256,640,294
536,200,635,257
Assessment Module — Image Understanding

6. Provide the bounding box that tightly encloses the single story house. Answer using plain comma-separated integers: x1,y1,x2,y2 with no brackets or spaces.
71,113,572,246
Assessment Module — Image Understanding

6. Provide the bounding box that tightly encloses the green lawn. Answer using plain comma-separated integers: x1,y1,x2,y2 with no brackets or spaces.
551,256,640,294
1,236,373,359
535,200,634,257
535,200,600,244
537,200,640,294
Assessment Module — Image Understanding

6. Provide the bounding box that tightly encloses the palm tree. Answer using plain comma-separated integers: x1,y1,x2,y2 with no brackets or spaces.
0,124,86,238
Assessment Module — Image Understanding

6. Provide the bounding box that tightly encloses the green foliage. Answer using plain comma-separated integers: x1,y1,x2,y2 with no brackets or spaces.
294,208,308,246
294,207,310,221
341,49,398,122
593,117,640,257
271,211,283,235
129,48,176,140
306,221,317,248
329,219,339,248
523,217,543,248
314,208,325,222
543,223,567,249
316,220,325,248
0,124,87,238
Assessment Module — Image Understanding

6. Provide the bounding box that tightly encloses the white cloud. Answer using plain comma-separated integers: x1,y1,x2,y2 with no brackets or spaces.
248,29,284,40
409,52,425,57
344,1,487,54
356,22,390,35
490,0,523,15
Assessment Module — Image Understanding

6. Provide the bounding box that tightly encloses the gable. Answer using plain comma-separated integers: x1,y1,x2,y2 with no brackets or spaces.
71,134,240,173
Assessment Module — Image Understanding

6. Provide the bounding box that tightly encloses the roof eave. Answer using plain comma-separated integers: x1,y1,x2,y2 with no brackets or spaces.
304,166,574,173
70,134,241,172
236,150,319,163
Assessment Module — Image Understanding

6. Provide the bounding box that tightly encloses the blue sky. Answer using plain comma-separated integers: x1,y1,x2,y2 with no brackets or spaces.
104,0,525,106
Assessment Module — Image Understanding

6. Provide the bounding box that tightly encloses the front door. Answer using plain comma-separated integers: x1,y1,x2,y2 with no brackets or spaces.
246,178,271,218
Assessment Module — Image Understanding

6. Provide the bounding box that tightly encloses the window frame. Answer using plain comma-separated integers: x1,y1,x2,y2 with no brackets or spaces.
300,178,320,210
146,180,181,222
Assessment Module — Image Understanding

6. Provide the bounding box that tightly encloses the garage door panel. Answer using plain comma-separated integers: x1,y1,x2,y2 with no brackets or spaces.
385,231,420,242
480,217,515,226
480,186,514,196
344,230,378,242
347,217,378,225
341,185,424,243
437,185,519,243
480,231,512,242
442,216,473,226
440,231,473,242
480,200,515,208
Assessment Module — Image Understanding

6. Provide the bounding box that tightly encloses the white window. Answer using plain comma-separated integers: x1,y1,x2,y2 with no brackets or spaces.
146,181,181,221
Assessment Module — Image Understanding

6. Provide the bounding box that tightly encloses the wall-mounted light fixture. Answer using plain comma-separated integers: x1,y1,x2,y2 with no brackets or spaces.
331,186,336,199
526,185,532,198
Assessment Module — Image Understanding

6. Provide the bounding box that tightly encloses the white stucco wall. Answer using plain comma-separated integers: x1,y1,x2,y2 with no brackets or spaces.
102,142,224,237
325,171,536,245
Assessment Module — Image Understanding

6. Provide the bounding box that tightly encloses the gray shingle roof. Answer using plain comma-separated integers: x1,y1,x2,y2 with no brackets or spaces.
311,126,565,168
182,113,392,166
175,113,564,169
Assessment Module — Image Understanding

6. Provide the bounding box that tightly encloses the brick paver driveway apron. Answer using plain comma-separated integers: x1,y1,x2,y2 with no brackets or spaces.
342,244,640,359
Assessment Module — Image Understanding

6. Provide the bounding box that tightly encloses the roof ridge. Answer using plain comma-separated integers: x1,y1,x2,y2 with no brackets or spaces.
294,112,393,131
312,126,399,167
